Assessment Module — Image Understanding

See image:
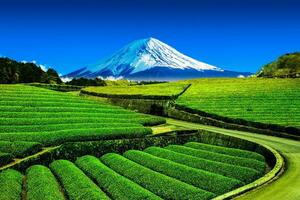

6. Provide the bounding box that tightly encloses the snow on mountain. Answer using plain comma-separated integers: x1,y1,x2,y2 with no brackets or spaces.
64,37,251,80
91,37,221,75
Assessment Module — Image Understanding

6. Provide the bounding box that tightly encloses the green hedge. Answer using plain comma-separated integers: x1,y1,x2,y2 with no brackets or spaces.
123,150,241,195
0,106,120,113
28,83,83,92
0,152,13,166
184,142,265,162
165,145,266,172
101,153,214,200
144,147,260,183
0,127,152,144
75,155,161,200
0,169,23,200
81,83,191,100
0,116,164,126
50,160,109,200
26,165,64,200
0,111,142,119
0,123,143,133
81,89,177,100
0,141,41,157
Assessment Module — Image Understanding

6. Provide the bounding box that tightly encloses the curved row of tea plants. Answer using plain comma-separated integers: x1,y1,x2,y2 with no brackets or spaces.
0,142,266,200
0,84,164,164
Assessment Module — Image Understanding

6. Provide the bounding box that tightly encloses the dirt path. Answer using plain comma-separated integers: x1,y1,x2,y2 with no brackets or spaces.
166,118,300,200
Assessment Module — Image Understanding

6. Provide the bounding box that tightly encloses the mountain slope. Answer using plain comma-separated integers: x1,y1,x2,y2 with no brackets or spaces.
64,38,251,81
257,52,300,78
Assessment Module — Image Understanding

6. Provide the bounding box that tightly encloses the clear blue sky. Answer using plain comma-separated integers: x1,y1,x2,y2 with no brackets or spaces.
0,0,299,74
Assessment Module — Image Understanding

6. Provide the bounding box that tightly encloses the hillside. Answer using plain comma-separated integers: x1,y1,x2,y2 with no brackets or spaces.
0,57,61,84
257,52,300,78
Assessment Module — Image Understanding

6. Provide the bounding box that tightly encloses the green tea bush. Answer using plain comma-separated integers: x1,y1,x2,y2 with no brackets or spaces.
165,145,266,172
75,155,161,200
0,117,162,126
0,127,152,144
82,82,189,99
123,150,241,195
184,142,265,162
0,111,138,119
0,152,12,165
0,169,23,200
0,141,41,157
144,147,260,183
101,153,214,200
26,165,64,200
50,160,109,200
0,123,143,133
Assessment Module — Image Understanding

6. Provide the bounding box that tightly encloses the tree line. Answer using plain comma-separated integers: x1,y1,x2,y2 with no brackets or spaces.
0,57,62,84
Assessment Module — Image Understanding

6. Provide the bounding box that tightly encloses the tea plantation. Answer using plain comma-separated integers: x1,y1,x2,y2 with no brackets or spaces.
0,142,266,200
0,84,164,165
177,78,300,128
82,82,189,99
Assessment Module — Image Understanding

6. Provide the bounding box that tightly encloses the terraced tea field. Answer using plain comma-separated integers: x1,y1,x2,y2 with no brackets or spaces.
0,142,267,200
81,78,300,130
177,78,300,128
82,82,189,99
0,84,164,165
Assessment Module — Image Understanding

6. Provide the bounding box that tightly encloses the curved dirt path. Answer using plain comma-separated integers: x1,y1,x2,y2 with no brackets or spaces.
166,118,300,200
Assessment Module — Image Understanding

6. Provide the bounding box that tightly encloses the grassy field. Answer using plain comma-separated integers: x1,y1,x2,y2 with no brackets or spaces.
82,82,189,98
0,84,164,164
0,142,266,200
176,78,300,128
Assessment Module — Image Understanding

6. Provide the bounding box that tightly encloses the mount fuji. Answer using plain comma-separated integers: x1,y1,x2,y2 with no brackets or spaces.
64,38,251,81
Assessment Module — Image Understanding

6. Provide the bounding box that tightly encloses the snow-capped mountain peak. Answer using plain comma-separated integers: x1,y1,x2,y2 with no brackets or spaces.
129,37,220,73
64,37,251,81
86,37,221,77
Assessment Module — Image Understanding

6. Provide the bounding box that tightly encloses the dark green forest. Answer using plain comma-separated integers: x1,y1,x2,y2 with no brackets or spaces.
0,57,62,84
66,77,106,86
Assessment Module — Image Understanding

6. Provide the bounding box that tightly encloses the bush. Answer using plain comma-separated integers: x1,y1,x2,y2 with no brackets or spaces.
0,116,162,126
75,155,161,200
80,83,190,100
184,142,265,162
101,153,214,200
0,169,23,200
123,150,241,195
26,165,64,200
144,147,260,183
50,160,109,200
0,123,143,133
0,127,152,144
0,152,13,165
0,141,41,157
0,110,136,118
66,77,106,86
165,145,266,172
